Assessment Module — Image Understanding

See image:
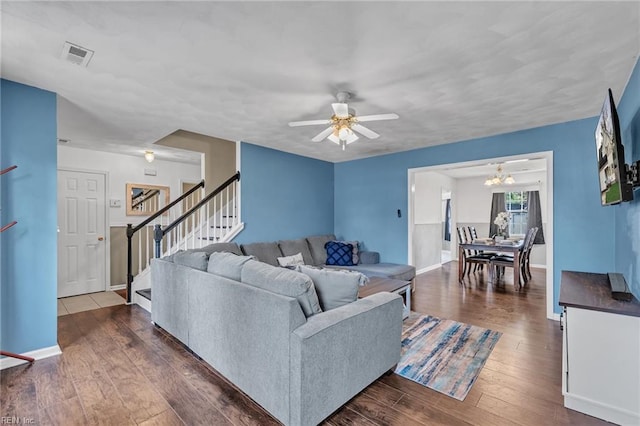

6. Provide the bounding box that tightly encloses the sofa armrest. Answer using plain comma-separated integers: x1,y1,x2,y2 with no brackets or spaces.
289,292,402,426
151,259,189,345
359,250,380,264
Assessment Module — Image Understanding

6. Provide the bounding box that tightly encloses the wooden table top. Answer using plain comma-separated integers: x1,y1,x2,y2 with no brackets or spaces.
358,276,411,298
459,239,524,252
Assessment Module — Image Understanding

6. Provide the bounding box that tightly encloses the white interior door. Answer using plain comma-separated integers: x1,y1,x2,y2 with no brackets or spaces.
58,169,107,298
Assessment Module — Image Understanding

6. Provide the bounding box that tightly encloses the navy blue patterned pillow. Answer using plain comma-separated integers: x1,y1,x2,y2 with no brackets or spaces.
325,241,354,266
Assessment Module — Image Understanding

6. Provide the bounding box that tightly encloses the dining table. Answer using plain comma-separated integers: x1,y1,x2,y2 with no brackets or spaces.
458,238,525,287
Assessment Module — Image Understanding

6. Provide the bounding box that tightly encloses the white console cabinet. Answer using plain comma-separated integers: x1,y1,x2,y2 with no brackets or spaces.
560,271,640,425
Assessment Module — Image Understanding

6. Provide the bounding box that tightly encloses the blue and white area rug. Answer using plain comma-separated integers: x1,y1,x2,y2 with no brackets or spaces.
395,315,501,401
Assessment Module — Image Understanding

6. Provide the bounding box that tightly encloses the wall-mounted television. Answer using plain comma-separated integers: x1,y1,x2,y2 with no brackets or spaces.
594,89,634,205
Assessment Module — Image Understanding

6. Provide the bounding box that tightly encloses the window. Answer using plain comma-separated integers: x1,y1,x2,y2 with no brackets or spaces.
505,191,528,235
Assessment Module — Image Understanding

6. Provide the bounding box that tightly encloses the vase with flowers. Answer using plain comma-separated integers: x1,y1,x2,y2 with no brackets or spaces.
493,211,510,241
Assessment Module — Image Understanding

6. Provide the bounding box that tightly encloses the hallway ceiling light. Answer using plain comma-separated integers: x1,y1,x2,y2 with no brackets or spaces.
484,164,515,186
144,150,155,162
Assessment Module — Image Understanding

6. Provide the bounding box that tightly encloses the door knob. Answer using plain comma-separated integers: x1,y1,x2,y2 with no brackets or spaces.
98,236,104,241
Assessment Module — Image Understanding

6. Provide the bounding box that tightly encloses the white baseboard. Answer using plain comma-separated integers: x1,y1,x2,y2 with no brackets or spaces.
552,313,561,321
416,264,442,275
110,284,126,291
530,264,547,269
1,344,62,370
564,392,640,425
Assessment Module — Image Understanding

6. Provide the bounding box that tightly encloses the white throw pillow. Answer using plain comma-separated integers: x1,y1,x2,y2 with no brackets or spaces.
277,252,305,267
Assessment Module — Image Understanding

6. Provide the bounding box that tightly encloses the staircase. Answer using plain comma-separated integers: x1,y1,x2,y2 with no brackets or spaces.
126,172,241,311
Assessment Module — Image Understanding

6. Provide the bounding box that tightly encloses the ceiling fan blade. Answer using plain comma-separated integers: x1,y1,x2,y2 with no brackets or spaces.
311,127,334,142
355,113,399,122
345,132,359,144
288,119,332,127
331,103,349,118
351,123,380,139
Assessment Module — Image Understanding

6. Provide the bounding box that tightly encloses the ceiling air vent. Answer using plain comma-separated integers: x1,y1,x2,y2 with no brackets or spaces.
60,42,94,67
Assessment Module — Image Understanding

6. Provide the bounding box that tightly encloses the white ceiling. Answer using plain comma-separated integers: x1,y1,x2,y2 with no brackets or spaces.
2,2,639,164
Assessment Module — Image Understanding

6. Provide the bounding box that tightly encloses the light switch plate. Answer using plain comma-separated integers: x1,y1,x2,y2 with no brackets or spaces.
144,169,157,176
110,199,121,208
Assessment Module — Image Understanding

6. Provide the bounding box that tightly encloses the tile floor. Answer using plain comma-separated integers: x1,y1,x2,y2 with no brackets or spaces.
58,291,125,316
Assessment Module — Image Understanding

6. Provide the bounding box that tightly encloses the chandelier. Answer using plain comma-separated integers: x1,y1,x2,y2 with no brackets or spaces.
484,164,515,186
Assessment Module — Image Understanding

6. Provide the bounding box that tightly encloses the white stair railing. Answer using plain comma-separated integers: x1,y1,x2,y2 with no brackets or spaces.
126,172,241,304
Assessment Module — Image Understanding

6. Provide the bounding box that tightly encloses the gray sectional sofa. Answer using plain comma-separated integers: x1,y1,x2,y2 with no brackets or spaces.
151,248,403,425
239,234,416,283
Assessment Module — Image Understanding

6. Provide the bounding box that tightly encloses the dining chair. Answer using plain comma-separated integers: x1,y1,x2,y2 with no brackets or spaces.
457,226,492,276
521,227,539,280
468,225,497,256
490,227,538,285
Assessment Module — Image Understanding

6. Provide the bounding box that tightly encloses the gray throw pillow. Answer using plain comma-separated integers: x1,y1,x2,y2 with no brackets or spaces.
296,265,363,311
207,252,254,281
241,260,322,317
173,251,209,271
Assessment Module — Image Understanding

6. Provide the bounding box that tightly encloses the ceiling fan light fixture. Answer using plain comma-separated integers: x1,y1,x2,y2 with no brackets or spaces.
505,175,515,185
288,91,399,150
338,126,351,140
327,134,341,144
484,177,493,186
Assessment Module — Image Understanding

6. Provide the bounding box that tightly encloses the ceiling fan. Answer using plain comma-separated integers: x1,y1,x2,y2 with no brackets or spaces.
288,92,399,150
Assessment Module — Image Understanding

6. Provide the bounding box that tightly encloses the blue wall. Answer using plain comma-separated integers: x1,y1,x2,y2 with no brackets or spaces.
614,57,640,298
1,80,58,354
235,142,334,243
335,118,615,313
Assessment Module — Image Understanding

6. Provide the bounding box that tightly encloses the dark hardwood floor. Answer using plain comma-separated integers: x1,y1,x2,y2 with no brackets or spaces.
1,263,610,425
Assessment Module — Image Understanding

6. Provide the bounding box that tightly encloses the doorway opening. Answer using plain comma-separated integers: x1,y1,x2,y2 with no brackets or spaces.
407,151,555,320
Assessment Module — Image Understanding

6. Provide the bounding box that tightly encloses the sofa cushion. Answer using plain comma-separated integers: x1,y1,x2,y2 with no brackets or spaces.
325,241,355,266
241,260,322,317
173,251,209,271
199,242,243,256
240,242,283,266
296,265,363,311
207,252,254,281
327,263,416,282
306,234,336,266
278,239,313,265
277,253,305,268
161,250,182,262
